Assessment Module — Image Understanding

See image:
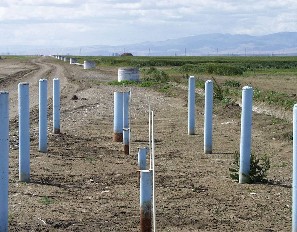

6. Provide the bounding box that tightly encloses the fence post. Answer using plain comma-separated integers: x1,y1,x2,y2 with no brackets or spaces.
39,79,48,153
204,80,213,154
188,76,195,135
18,83,30,182
140,170,152,232
53,78,60,134
239,86,253,184
0,91,9,232
293,104,297,231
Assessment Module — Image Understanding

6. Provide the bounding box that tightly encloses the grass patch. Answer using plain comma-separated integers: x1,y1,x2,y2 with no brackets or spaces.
229,151,270,184
40,196,54,205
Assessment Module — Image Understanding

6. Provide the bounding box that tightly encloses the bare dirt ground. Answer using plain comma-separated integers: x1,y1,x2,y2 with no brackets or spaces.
0,56,294,231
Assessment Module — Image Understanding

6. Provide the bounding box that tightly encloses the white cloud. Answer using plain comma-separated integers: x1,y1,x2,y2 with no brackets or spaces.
0,0,296,46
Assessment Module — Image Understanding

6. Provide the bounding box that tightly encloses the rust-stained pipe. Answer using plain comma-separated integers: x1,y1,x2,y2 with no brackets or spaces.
113,92,123,142
140,170,152,232
123,128,130,155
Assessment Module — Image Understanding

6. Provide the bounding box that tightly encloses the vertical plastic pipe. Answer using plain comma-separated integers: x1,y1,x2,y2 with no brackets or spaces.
123,128,130,155
123,92,130,154
293,104,297,232
53,78,60,134
114,92,123,142
204,80,213,154
239,86,253,184
39,79,48,153
140,170,152,232
188,76,195,135
0,91,9,232
18,83,30,182
138,147,148,170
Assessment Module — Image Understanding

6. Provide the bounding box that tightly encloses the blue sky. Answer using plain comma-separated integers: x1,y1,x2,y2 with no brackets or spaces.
0,0,296,47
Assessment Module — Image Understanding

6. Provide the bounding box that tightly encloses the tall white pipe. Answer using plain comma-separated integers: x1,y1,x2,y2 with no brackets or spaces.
151,111,156,232
204,80,213,154
53,78,60,134
18,83,30,182
293,104,297,231
188,76,195,135
39,79,48,153
239,86,253,184
140,170,152,232
0,91,9,232
123,91,130,154
138,147,148,170
114,92,123,142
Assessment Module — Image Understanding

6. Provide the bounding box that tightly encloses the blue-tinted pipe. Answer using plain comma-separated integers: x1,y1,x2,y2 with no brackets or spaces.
239,86,253,184
0,91,9,232
188,76,195,135
18,83,30,182
39,79,48,153
204,80,213,154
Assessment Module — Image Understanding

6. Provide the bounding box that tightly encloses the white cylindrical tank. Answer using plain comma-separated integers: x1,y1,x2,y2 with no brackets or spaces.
118,67,140,82
84,60,95,69
70,58,77,64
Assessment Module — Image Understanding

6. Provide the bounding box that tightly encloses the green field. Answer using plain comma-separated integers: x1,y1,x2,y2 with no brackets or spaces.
75,55,297,110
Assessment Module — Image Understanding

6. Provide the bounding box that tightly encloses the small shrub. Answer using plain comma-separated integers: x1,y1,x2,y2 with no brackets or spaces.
40,196,54,205
212,77,224,101
141,67,169,83
229,151,270,183
224,80,241,88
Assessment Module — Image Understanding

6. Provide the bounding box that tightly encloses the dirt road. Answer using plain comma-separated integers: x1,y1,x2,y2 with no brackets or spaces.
0,56,293,231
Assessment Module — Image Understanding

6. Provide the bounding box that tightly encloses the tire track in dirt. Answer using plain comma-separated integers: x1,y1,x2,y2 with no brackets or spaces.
3,57,78,120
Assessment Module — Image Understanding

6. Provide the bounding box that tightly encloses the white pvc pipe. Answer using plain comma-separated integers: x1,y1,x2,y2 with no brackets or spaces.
18,83,30,182
151,111,156,232
204,80,213,154
293,104,297,231
39,79,48,153
188,76,195,135
0,91,9,232
53,78,60,134
114,92,124,142
140,170,152,232
123,92,130,154
148,101,152,169
138,147,148,170
239,86,253,184
123,128,130,155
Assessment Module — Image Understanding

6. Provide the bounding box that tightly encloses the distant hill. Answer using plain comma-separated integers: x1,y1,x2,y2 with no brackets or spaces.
1,32,297,56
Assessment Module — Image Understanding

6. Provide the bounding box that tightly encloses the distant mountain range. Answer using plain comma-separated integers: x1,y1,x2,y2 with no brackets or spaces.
1,32,297,56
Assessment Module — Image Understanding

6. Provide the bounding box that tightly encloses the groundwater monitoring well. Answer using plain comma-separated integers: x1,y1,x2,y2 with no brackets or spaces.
118,67,140,82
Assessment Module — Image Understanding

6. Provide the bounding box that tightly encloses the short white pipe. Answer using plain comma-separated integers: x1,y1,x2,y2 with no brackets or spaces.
140,170,152,232
123,128,130,155
188,76,195,135
39,79,48,153
138,147,148,170
0,91,9,232
114,92,124,142
53,78,60,134
239,86,253,184
204,80,213,154
18,83,30,182
293,104,297,231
